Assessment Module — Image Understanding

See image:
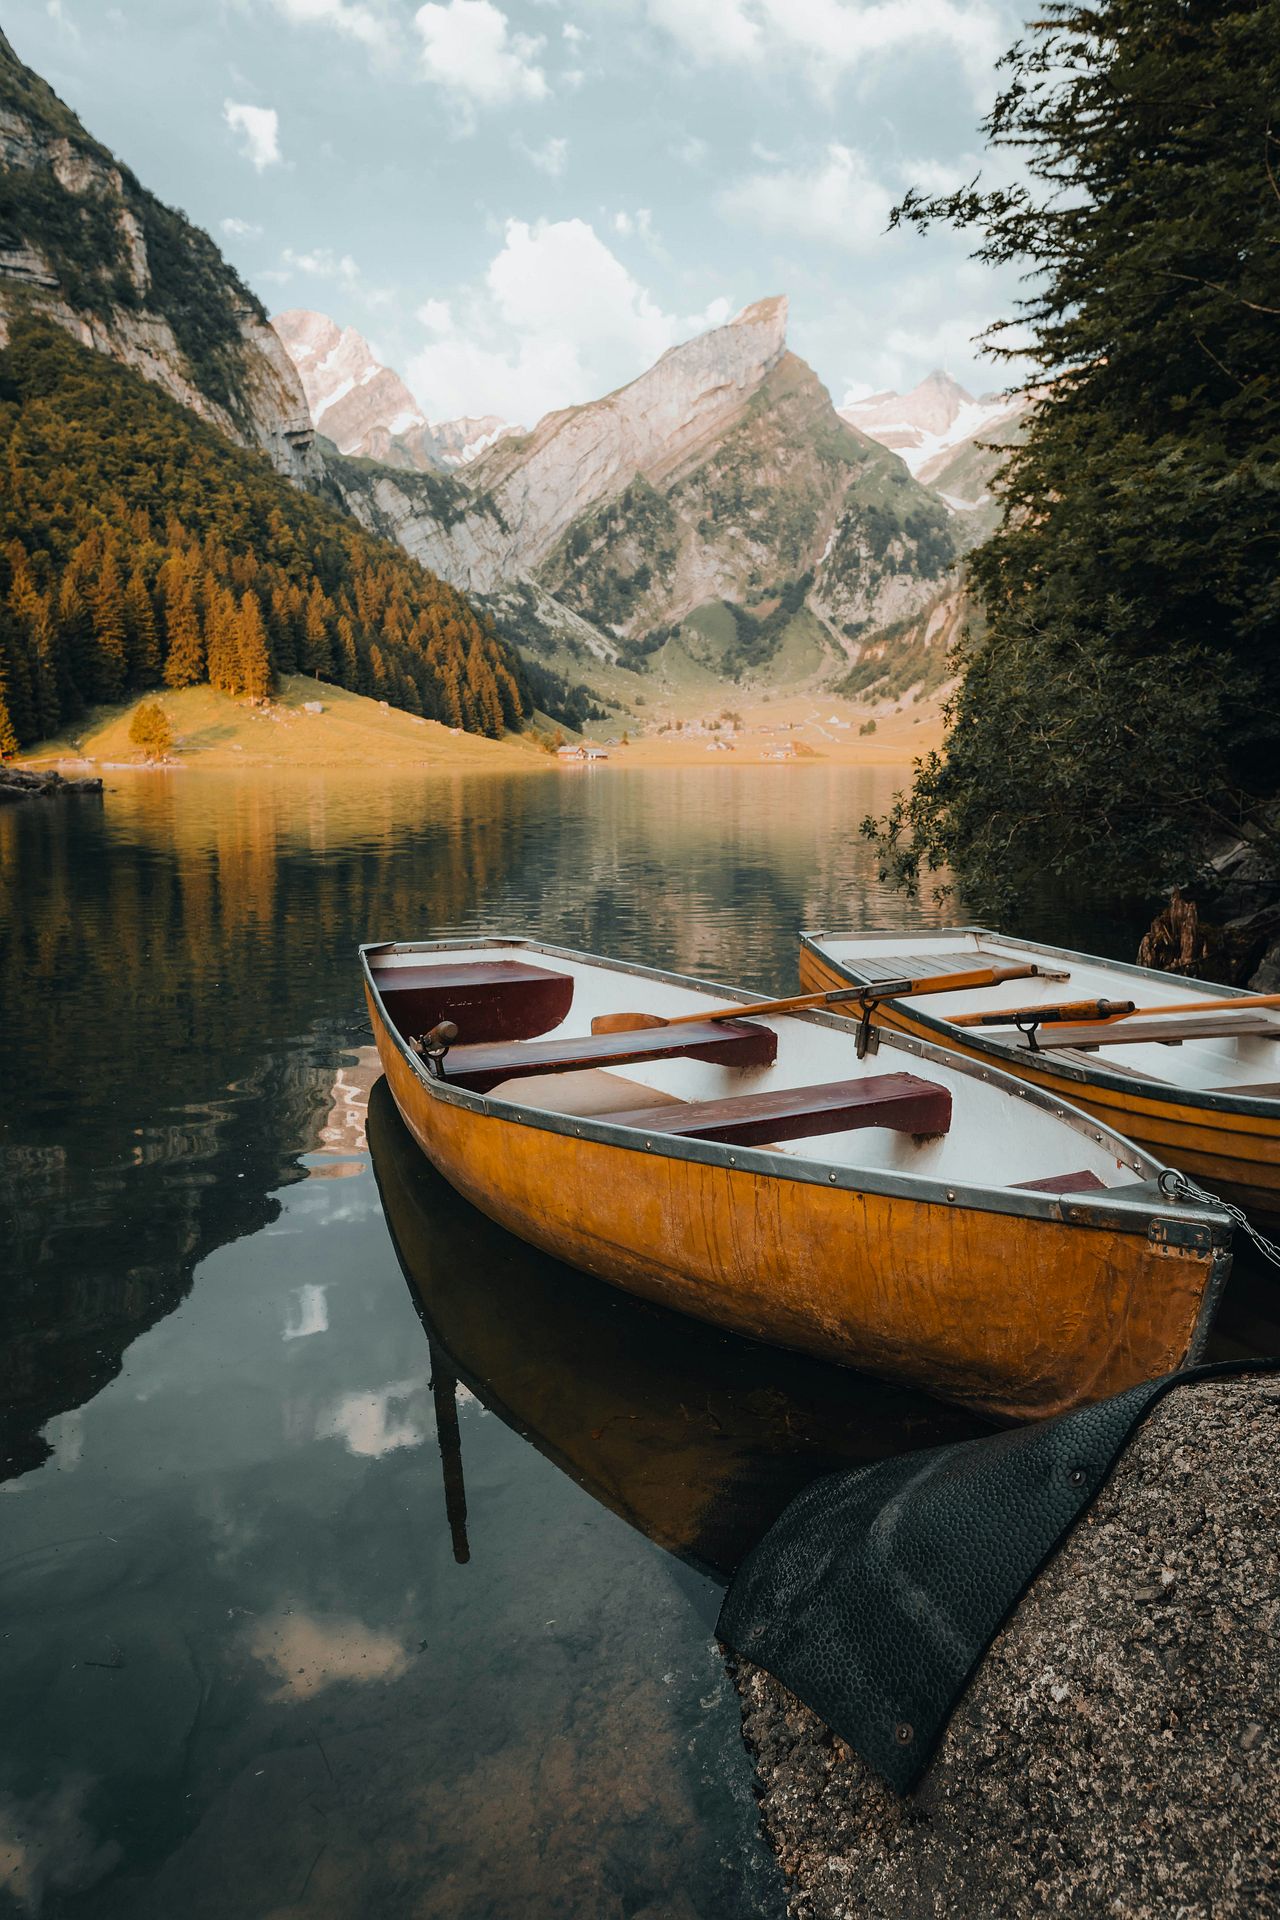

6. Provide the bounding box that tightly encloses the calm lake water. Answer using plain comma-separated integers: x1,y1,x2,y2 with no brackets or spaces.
0,765,1266,1919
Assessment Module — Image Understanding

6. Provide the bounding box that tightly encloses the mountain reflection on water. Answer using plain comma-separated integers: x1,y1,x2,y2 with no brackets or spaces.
0,763,960,1920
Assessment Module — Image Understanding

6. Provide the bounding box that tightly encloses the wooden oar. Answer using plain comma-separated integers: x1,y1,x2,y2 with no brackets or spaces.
955,997,1135,1029
955,990,1280,1030
591,963,1050,1036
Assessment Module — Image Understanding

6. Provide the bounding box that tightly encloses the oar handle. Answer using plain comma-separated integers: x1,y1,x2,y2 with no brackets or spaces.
956,989,1280,1031
955,997,1135,1029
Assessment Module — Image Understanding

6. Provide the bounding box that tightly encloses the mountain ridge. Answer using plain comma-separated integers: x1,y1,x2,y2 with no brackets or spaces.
0,28,320,486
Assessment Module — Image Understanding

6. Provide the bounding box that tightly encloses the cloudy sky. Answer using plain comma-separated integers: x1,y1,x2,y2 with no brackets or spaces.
9,0,1029,430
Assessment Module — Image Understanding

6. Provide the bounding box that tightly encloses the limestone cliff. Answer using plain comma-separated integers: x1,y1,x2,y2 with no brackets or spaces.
472,296,793,571
0,29,320,486
536,340,956,676
328,297,958,693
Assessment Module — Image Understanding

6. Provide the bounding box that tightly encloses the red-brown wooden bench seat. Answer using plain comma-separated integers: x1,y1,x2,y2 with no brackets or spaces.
1012,1169,1106,1193
605,1073,952,1146
373,958,574,1045
435,1018,779,1097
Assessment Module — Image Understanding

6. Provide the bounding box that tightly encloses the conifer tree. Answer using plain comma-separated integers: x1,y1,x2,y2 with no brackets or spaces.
9,564,61,738
56,572,94,709
335,614,359,690
204,581,241,695
0,681,18,757
0,317,537,748
869,0,1280,906
161,558,205,688
236,590,275,701
0,615,35,744
302,585,333,680
87,549,129,704
124,569,161,687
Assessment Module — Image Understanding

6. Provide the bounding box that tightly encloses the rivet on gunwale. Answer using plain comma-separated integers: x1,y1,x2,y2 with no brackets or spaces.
829,1171,837,1182
946,1190,956,1202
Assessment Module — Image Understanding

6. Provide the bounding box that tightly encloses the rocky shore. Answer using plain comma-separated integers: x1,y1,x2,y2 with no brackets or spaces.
733,1375,1279,1920
0,766,103,803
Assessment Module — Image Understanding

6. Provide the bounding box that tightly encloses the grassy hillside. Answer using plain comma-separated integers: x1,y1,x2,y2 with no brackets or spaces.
0,318,532,751
22,675,549,773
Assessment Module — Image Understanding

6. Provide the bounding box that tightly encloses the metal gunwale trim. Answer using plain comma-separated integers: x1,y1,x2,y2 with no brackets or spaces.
798,928,1280,1122
358,936,1229,1237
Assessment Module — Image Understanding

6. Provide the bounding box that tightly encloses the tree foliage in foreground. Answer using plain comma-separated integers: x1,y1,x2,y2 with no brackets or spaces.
0,318,530,749
866,0,1280,912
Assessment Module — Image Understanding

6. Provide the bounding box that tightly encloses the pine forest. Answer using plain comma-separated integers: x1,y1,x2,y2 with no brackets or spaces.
0,317,531,753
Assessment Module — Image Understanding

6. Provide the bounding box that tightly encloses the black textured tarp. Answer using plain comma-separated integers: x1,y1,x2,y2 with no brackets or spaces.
717,1360,1279,1793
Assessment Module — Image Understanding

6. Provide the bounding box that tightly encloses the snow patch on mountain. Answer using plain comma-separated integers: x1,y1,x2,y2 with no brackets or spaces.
840,370,1023,477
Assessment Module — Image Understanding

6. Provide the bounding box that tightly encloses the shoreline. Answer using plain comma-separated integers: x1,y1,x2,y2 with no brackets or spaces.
732,1374,1279,1918
17,677,944,780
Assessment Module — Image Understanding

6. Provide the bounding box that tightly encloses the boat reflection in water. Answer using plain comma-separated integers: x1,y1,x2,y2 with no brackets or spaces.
367,1076,989,1581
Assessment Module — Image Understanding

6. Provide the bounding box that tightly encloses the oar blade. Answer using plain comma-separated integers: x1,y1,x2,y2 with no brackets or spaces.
590,1010,669,1035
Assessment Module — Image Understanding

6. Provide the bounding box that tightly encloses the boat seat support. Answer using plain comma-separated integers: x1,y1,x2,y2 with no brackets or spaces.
435,1019,779,1097
606,1073,952,1147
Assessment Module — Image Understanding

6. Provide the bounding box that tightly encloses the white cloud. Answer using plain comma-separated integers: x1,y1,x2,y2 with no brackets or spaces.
221,216,264,238
719,144,895,252
223,100,282,172
415,0,548,110
271,0,396,56
646,0,759,61
406,216,733,427
283,245,362,283
416,298,453,332
46,0,80,40
562,20,586,42
611,207,655,240
670,133,708,165
264,245,394,309
516,133,569,176
645,0,1004,104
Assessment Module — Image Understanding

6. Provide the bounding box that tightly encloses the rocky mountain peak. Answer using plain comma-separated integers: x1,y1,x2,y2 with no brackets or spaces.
271,307,434,469
468,293,792,569
271,308,521,472
841,370,1023,477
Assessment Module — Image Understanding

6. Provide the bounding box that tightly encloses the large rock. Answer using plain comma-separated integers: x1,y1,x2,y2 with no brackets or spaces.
734,1376,1280,1919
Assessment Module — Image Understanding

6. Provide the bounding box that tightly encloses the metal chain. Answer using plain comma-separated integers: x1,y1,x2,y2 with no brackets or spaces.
1158,1168,1280,1270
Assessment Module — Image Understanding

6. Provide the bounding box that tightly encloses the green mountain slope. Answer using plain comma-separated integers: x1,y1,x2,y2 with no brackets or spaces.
0,319,533,749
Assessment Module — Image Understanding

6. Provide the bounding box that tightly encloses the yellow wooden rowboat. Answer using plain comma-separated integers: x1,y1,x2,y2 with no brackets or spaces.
366,1076,989,1577
361,937,1232,1421
800,927,1280,1227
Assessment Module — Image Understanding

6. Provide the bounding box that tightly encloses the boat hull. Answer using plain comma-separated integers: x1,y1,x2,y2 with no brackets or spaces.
799,940,1280,1227
366,972,1228,1423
